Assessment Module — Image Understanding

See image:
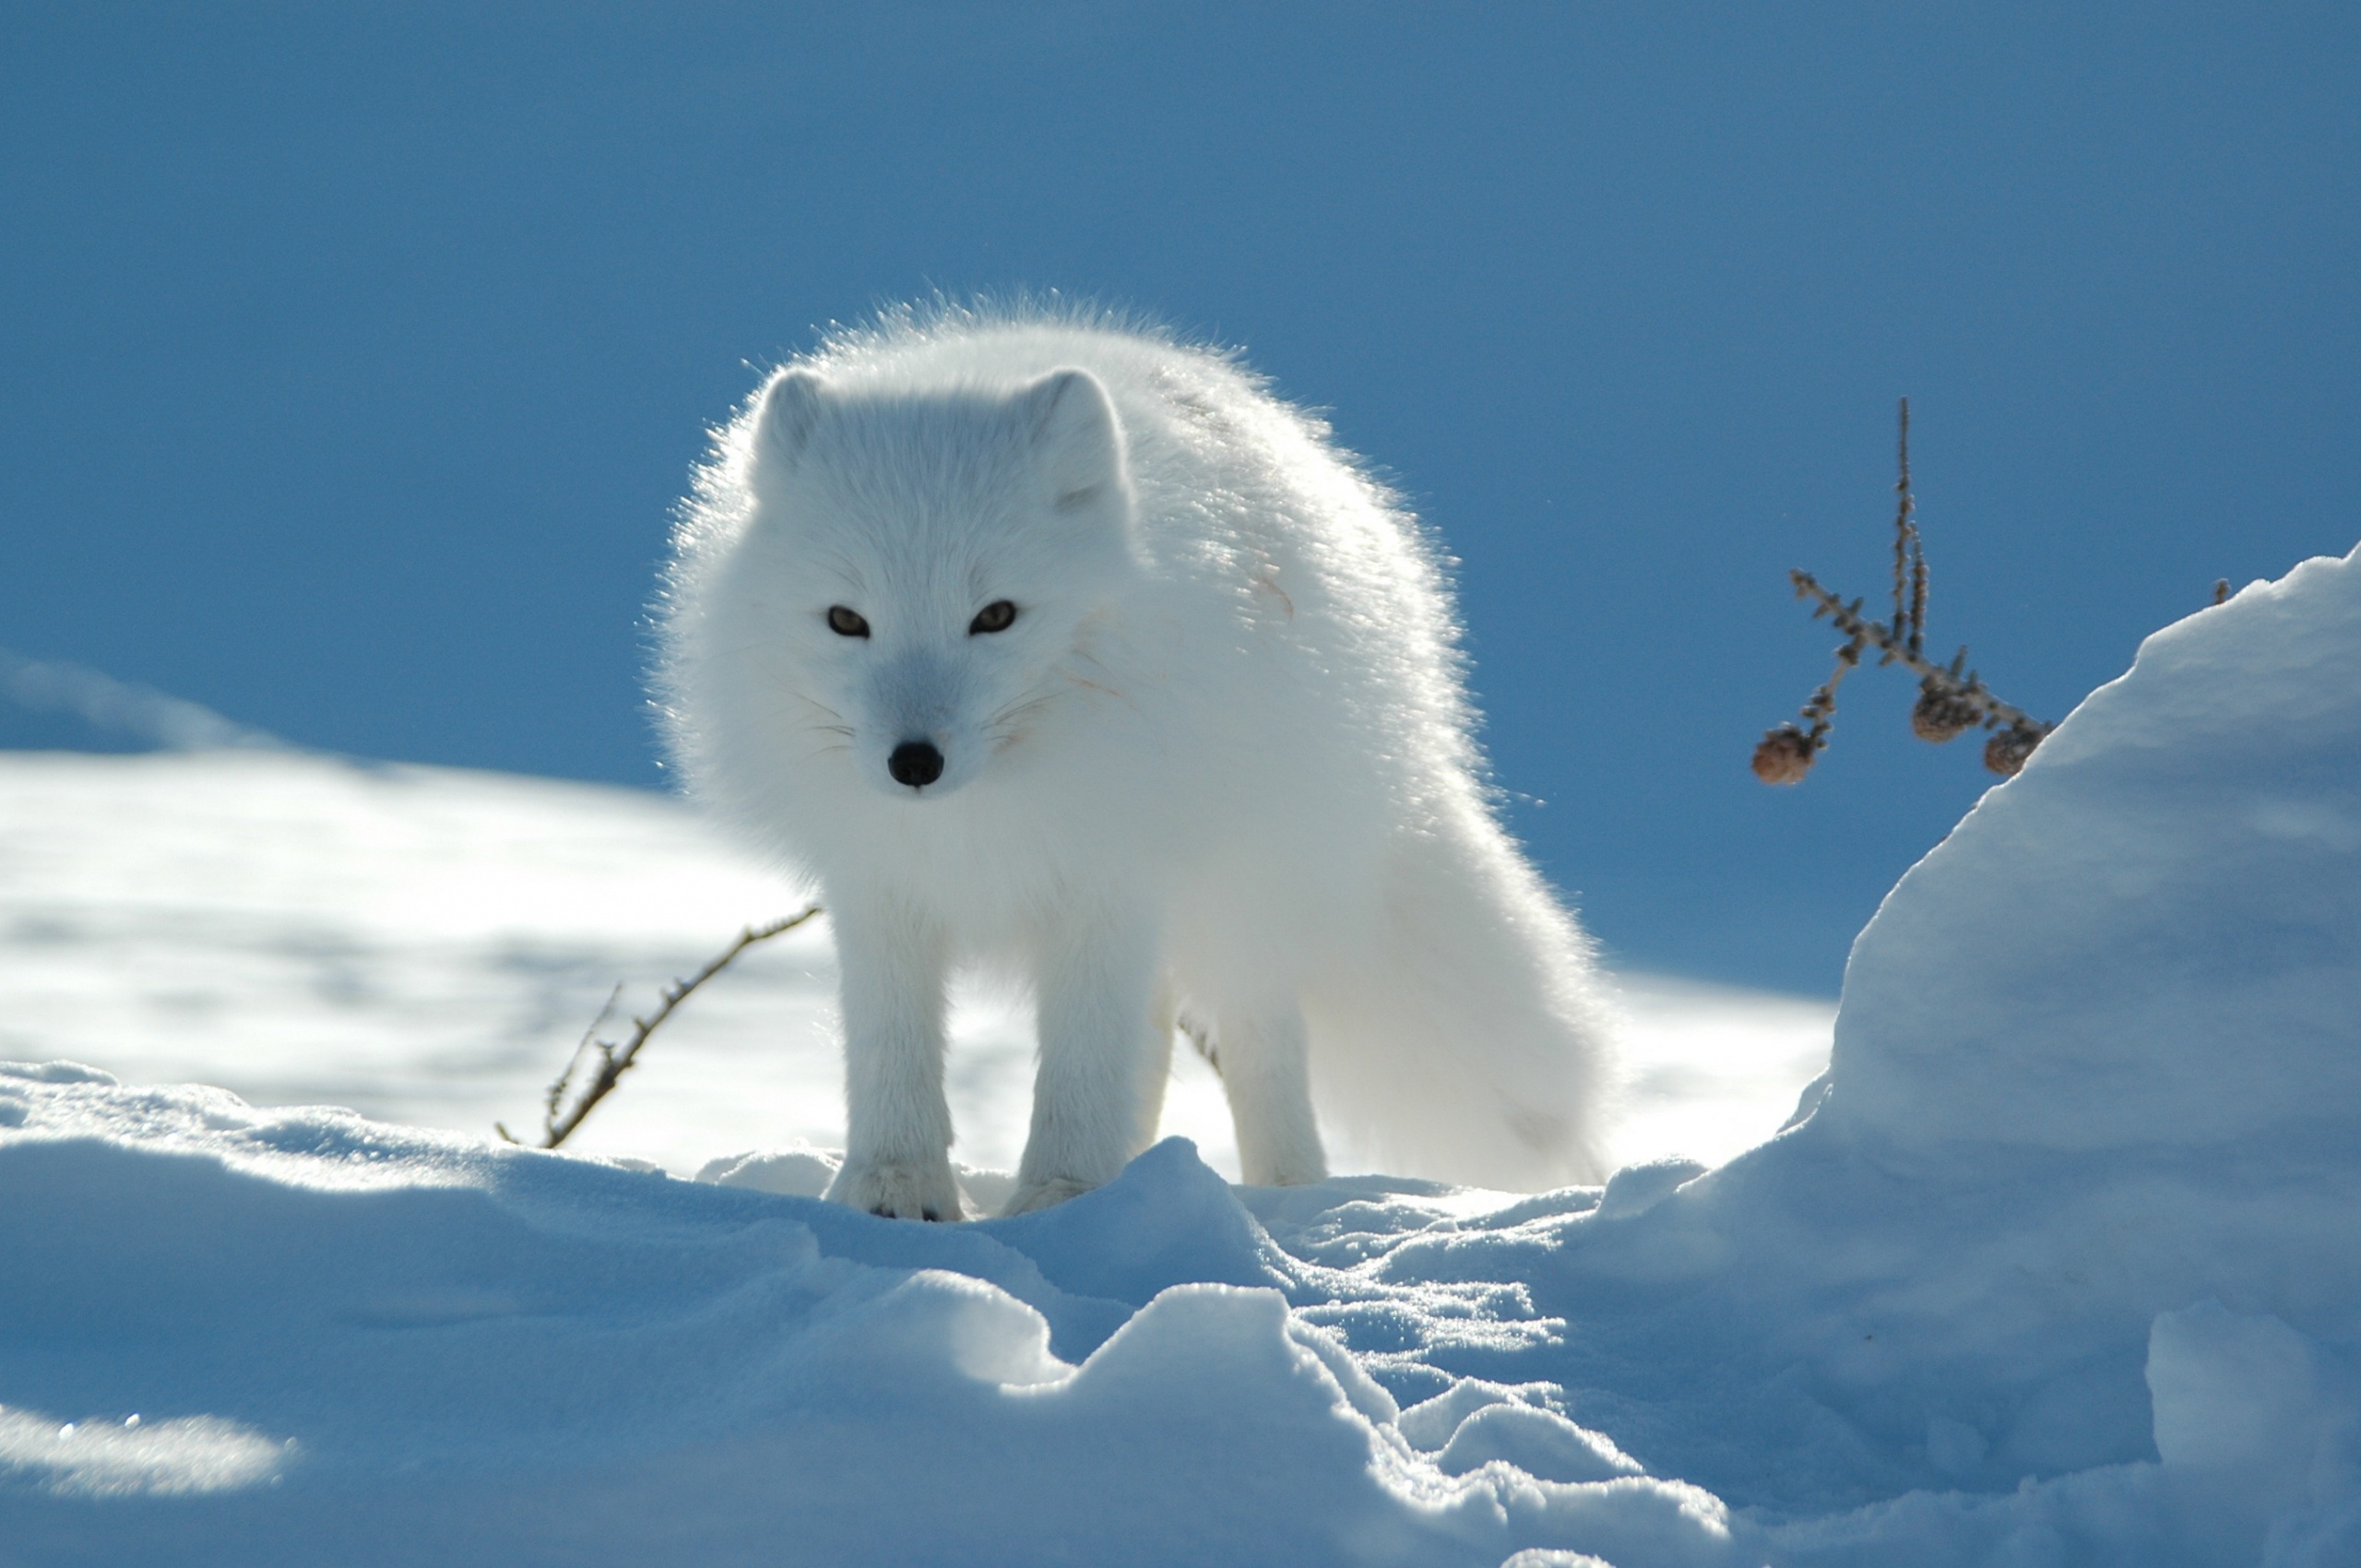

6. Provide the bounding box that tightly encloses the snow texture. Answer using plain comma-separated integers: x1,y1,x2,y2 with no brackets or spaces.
3,542,2358,1563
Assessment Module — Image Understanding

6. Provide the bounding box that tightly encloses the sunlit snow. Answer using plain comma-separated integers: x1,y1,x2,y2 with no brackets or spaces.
0,748,1829,1178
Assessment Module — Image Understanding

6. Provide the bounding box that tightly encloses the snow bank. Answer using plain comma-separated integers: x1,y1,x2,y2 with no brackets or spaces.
4,543,2357,1564
1833,547,2361,1153
0,1069,1744,1566
1544,544,2361,1561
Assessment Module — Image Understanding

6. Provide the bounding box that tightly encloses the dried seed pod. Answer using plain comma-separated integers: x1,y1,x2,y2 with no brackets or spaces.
1752,727,1817,785
1763,407,2052,786
1983,724,2044,777
1910,679,1980,743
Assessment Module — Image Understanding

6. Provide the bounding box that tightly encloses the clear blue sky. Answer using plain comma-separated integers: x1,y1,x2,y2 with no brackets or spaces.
4,2,2355,992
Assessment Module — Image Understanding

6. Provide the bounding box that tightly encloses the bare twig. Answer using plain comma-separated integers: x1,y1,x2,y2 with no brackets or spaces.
1786,572,2047,735
1753,400,2052,784
1903,405,1928,659
1892,398,1917,647
543,982,624,1134
496,906,823,1150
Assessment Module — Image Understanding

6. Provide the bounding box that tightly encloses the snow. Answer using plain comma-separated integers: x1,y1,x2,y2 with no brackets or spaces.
0,747,1829,1179
4,543,2359,1564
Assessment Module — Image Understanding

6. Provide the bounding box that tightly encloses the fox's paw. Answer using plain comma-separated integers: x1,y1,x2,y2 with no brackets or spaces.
1000,1174,1097,1217
826,1158,965,1222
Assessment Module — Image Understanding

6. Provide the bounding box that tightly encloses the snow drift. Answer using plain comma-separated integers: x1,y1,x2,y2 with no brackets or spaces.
4,543,2358,1564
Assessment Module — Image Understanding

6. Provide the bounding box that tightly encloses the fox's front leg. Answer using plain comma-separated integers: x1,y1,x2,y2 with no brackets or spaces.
1004,906,1162,1216
823,898,964,1221
1208,998,1327,1188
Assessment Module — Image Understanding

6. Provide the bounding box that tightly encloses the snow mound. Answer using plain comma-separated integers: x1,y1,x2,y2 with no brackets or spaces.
3,542,2358,1563
1833,548,2361,1151
1589,544,2361,1560
0,1071,1740,1566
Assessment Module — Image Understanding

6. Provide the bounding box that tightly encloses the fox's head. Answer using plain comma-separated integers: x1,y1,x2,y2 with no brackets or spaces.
710,365,1141,801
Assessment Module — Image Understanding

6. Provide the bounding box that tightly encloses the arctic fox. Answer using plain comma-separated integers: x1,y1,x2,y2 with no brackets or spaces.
657,307,1616,1218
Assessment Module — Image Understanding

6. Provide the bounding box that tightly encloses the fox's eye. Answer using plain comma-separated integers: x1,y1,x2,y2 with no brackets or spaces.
826,606,871,638
968,600,1018,636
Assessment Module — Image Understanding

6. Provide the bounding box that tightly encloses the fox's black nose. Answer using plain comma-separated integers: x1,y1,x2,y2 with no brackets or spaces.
887,740,944,789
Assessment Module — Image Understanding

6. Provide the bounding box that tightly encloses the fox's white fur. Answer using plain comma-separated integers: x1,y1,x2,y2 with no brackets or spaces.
657,306,1616,1218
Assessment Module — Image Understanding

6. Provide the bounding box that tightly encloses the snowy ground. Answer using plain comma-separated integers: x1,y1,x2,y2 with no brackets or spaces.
6,545,2359,1565
0,749,1833,1181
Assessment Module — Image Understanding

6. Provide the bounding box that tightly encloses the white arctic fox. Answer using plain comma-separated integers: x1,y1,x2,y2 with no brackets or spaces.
657,307,1616,1218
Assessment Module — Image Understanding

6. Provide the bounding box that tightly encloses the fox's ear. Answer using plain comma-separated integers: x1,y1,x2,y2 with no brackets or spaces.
757,370,829,468
1015,369,1129,514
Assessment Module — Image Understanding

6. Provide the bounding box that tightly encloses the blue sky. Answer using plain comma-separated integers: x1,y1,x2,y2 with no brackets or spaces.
4,2,2355,992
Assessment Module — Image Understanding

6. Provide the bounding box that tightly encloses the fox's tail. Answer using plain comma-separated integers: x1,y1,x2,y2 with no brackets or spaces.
1303,793,1619,1191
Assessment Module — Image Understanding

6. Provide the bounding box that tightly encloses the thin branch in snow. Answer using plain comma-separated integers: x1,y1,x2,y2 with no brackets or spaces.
497,906,823,1150
1752,399,2052,785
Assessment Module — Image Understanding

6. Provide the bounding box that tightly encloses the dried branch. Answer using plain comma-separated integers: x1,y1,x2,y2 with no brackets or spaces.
1892,398,1918,649
497,906,823,1150
1902,406,1928,659
1753,400,2052,785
